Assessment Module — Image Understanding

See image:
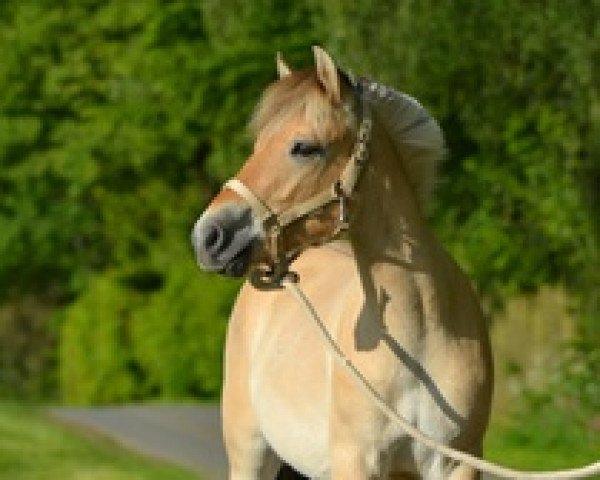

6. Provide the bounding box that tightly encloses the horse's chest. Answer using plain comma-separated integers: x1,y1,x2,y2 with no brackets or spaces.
250,322,332,477
254,385,330,477
250,357,426,478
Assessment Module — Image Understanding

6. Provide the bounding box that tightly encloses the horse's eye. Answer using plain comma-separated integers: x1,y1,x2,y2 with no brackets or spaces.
290,141,325,158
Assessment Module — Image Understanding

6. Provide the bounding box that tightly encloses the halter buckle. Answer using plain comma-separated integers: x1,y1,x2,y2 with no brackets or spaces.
249,258,299,290
334,181,350,227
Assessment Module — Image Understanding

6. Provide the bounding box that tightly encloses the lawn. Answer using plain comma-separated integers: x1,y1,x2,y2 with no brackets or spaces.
0,403,199,480
484,417,600,478
2,402,598,480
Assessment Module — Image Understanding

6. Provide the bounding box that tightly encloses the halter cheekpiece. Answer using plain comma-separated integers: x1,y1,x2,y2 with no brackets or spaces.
223,81,372,288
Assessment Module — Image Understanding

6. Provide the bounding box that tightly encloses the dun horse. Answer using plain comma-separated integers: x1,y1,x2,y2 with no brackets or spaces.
192,47,493,479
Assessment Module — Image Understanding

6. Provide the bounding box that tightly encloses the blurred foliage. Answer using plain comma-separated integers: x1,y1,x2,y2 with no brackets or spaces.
60,250,239,404
323,0,600,304
0,0,597,405
0,0,321,403
0,403,198,479
0,297,57,399
502,343,600,447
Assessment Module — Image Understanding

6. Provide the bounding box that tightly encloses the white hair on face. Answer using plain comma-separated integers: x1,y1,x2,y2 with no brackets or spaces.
363,82,446,209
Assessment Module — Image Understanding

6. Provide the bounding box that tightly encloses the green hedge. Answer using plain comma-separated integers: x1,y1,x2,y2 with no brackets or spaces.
0,0,597,403
60,256,240,404
323,0,600,304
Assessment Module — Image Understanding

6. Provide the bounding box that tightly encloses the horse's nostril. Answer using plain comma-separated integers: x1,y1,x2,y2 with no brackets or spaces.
205,225,219,249
204,223,225,254
192,209,254,275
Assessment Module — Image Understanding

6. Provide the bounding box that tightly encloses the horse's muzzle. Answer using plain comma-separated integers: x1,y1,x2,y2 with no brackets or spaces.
191,206,257,277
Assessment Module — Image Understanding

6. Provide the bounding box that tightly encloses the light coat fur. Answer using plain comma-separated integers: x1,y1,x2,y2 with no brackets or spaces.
198,48,493,479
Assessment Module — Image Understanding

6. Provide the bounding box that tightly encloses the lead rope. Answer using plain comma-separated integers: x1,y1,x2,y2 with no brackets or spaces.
280,274,600,480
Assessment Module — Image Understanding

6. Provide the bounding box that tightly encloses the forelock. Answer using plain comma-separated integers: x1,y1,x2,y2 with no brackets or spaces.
248,68,348,141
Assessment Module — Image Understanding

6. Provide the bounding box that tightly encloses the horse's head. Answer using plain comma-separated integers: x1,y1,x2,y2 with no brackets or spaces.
192,47,370,287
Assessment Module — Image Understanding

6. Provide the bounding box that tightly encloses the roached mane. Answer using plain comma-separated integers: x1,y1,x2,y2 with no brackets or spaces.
363,81,445,209
249,69,445,210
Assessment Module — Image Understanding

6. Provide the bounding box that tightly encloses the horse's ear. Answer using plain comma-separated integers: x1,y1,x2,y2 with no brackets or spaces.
276,52,292,78
312,46,341,104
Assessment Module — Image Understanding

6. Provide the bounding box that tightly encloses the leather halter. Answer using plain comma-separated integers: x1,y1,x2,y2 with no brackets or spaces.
223,86,372,288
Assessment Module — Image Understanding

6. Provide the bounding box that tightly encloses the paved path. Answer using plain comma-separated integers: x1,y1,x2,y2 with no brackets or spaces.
49,405,497,480
48,404,227,480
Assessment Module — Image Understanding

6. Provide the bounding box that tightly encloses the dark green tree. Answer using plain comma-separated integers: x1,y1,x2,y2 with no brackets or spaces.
0,0,323,402
0,0,597,407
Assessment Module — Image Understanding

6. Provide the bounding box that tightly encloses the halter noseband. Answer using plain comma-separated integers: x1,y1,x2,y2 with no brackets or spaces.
223,84,372,288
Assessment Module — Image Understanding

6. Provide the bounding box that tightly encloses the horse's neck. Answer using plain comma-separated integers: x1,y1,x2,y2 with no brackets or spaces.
349,125,438,337
350,125,431,266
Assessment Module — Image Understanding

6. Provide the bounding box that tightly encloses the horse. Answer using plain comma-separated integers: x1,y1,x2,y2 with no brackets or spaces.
192,47,493,479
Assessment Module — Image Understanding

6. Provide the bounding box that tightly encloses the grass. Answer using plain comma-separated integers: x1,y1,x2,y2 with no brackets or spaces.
0,403,200,480
484,416,600,478
2,402,598,480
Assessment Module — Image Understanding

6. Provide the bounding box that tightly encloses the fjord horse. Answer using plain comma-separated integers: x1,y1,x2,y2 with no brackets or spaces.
192,47,493,479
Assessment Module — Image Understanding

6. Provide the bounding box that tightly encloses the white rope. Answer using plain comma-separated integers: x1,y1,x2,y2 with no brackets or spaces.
282,276,600,480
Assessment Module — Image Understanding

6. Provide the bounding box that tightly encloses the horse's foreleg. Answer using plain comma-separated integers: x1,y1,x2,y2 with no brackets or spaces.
425,450,482,480
447,463,481,480
222,391,281,480
329,388,384,478
330,441,383,479
222,310,282,479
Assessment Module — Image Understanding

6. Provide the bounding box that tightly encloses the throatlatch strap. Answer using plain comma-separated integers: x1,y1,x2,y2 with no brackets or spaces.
277,188,338,227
